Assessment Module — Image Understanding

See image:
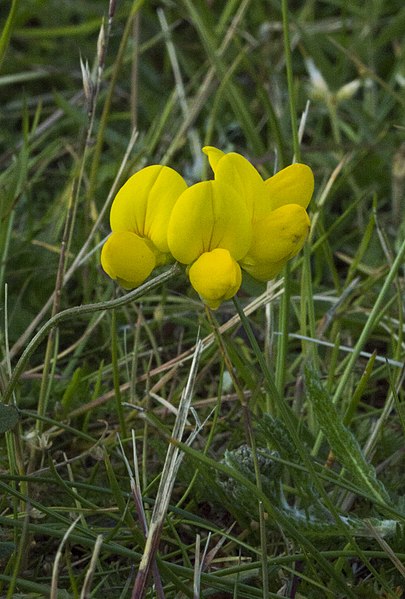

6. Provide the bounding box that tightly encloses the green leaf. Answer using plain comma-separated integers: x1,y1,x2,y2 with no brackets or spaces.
305,365,391,506
61,366,83,414
0,0,20,71
0,404,19,434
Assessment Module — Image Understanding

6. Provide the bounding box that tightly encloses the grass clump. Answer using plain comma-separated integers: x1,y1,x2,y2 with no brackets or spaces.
1,1,405,597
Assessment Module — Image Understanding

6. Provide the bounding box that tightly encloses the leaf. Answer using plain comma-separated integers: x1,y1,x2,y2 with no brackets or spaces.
61,367,83,414
305,365,391,505
0,404,19,434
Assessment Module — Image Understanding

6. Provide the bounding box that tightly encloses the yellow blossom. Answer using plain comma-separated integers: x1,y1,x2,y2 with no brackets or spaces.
101,165,187,288
100,147,314,309
203,146,313,281
101,231,156,290
167,179,251,307
189,248,242,309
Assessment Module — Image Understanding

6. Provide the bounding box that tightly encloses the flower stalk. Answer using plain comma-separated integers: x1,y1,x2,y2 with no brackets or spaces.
2,265,180,406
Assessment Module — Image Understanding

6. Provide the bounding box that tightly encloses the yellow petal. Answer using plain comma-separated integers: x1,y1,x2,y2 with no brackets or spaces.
110,165,187,253
101,231,156,289
188,249,242,309
264,163,314,211
241,204,310,281
167,180,251,264
242,255,290,282
202,146,225,171
209,151,266,221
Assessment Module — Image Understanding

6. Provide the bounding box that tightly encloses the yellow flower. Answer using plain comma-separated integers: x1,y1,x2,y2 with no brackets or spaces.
100,147,314,309
101,165,187,289
189,248,242,310
203,146,314,281
167,179,251,308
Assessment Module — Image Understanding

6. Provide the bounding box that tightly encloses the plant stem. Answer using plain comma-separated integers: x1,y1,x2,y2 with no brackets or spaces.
281,0,300,163
2,265,181,406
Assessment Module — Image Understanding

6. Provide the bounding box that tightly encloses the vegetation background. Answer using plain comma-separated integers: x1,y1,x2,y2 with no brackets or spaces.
1,0,405,597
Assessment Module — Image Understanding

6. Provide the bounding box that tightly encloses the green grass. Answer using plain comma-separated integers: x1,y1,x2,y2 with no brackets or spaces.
1,0,405,597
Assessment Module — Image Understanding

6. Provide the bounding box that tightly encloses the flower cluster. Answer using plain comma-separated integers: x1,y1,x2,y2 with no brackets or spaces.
101,147,314,309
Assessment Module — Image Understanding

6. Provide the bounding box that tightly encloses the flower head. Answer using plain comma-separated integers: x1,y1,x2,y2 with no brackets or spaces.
101,165,187,289
167,179,251,307
100,147,314,310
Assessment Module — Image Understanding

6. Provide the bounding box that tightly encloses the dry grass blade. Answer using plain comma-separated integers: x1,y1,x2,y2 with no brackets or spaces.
193,533,201,599
79,534,104,599
50,516,81,599
364,521,405,579
132,339,204,599
117,432,165,598
193,532,213,599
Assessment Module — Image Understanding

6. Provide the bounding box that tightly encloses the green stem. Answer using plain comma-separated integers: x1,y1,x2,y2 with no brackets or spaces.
0,210,14,294
5,511,29,599
300,241,318,371
2,265,181,406
0,0,20,71
275,0,301,403
111,309,128,439
275,268,290,399
281,0,300,162
34,329,57,438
